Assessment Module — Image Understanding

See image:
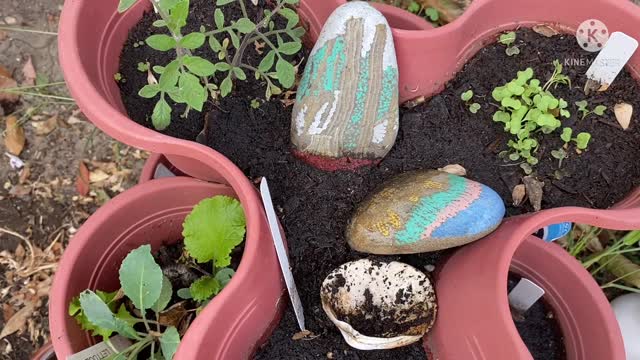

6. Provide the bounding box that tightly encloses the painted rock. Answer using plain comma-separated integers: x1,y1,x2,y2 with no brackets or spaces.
321,259,437,350
291,1,399,171
347,170,505,254
611,293,640,360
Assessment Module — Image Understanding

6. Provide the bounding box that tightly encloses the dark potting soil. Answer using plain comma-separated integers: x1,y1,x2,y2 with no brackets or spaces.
118,6,639,358
508,273,566,360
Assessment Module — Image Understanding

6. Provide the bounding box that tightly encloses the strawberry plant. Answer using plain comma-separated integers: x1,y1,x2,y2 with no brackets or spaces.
117,0,305,130
68,196,246,358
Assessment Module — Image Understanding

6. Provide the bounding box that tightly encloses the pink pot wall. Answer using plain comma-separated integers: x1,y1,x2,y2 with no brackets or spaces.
428,206,640,360
49,177,285,360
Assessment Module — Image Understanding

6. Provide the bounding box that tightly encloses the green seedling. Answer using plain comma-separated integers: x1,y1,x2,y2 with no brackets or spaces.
498,31,519,56
137,62,150,72
69,196,246,358
250,99,261,109
543,60,571,91
460,89,481,114
117,0,305,130
575,100,607,120
114,73,123,82
573,132,591,150
560,127,573,145
424,7,440,22
551,148,567,168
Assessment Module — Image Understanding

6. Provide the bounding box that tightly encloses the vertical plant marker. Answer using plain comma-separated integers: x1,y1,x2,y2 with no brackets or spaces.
67,336,131,360
260,177,306,331
508,278,545,313
585,32,638,93
153,163,177,179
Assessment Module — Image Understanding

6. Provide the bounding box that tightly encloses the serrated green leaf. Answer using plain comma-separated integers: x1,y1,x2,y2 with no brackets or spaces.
179,73,206,112
278,8,299,28
209,36,222,52
228,31,240,49
151,98,171,131
115,304,138,326
183,56,216,76
216,0,234,4
179,33,206,49
160,326,180,360
214,9,225,29
278,41,301,55
119,244,163,310
190,276,221,301
166,86,185,103
139,84,160,99
215,268,235,288
159,61,180,90
167,0,189,31
258,51,276,72
275,58,295,89
235,18,256,34
288,27,306,39
146,34,177,51
183,196,246,266
118,0,138,12
233,67,246,80
220,76,233,97
151,276,173,312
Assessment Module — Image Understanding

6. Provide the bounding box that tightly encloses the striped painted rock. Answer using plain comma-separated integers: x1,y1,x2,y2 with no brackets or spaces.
347,170,505,254
291,1,399,171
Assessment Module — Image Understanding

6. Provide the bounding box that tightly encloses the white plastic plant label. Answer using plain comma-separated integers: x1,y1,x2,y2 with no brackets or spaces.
508,278,545,313
67,336,131,360
153,162,176,179
585,32,638,91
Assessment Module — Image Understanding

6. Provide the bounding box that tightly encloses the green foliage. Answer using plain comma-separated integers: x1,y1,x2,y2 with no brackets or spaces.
119,244,164,311
119,0,304,129
189,275,221,301
469,103,481,114
137,62,150,72
560,127,572,144
565,226,640,295
250,99,261,108
69,290,122,339
575,100,607,120
404,1,440,25
498,31,519,56
461,90,473,102
460,89,480,113
183,196,246,267
574,132,591,150
543,60,571,91
424,7,440,22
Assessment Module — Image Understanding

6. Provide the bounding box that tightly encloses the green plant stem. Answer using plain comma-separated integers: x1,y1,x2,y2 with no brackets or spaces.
602,283,640,293
150,340,156,360
0,26,57,35
583,237,627,269
240,64,275,88
238,0,248,19
601,268,640,288
231,0,286,68
571,226,600,257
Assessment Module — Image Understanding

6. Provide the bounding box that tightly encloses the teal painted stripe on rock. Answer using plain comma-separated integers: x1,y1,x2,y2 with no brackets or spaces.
324,38,346,92
377,67,398,120
395,175,468,244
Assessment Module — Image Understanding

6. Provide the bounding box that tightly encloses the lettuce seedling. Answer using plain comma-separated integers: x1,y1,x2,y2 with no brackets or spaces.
68,196,247,358
117,0,305,130
499,31,519,56
70,245,180,359
460,89,481,114
575,100,607,120
574,132,592,150
181,196,246,303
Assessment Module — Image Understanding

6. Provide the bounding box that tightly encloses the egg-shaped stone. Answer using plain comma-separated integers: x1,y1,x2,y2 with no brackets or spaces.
611,293,640,360
321,259,437,350
291,1,399,171
347,170,505,254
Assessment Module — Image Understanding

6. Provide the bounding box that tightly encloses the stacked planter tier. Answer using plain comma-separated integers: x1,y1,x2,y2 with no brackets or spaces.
56,0,640,359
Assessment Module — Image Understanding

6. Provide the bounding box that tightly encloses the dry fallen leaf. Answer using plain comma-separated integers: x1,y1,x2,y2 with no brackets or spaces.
21,57,36,86
31,115,58,135
89,169,110,183
9,184,31,197
0,302,35,340
532,25,559,37
158,301,188,327
292,329,315,340
512,184,526,207
0,65,18,103
4,116,26,155
438,164,467,176
614,103,633,130
404,96,426,109
75,161,90,196
523,176,544,212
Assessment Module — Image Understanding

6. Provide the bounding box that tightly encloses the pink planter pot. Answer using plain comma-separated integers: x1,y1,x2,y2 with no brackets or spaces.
427,205,640,360
49,176,285,360
299,0,640,102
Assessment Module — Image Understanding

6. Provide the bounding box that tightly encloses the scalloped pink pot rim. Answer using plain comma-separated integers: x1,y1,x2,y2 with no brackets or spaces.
428,205,640,360
49,177,284,359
